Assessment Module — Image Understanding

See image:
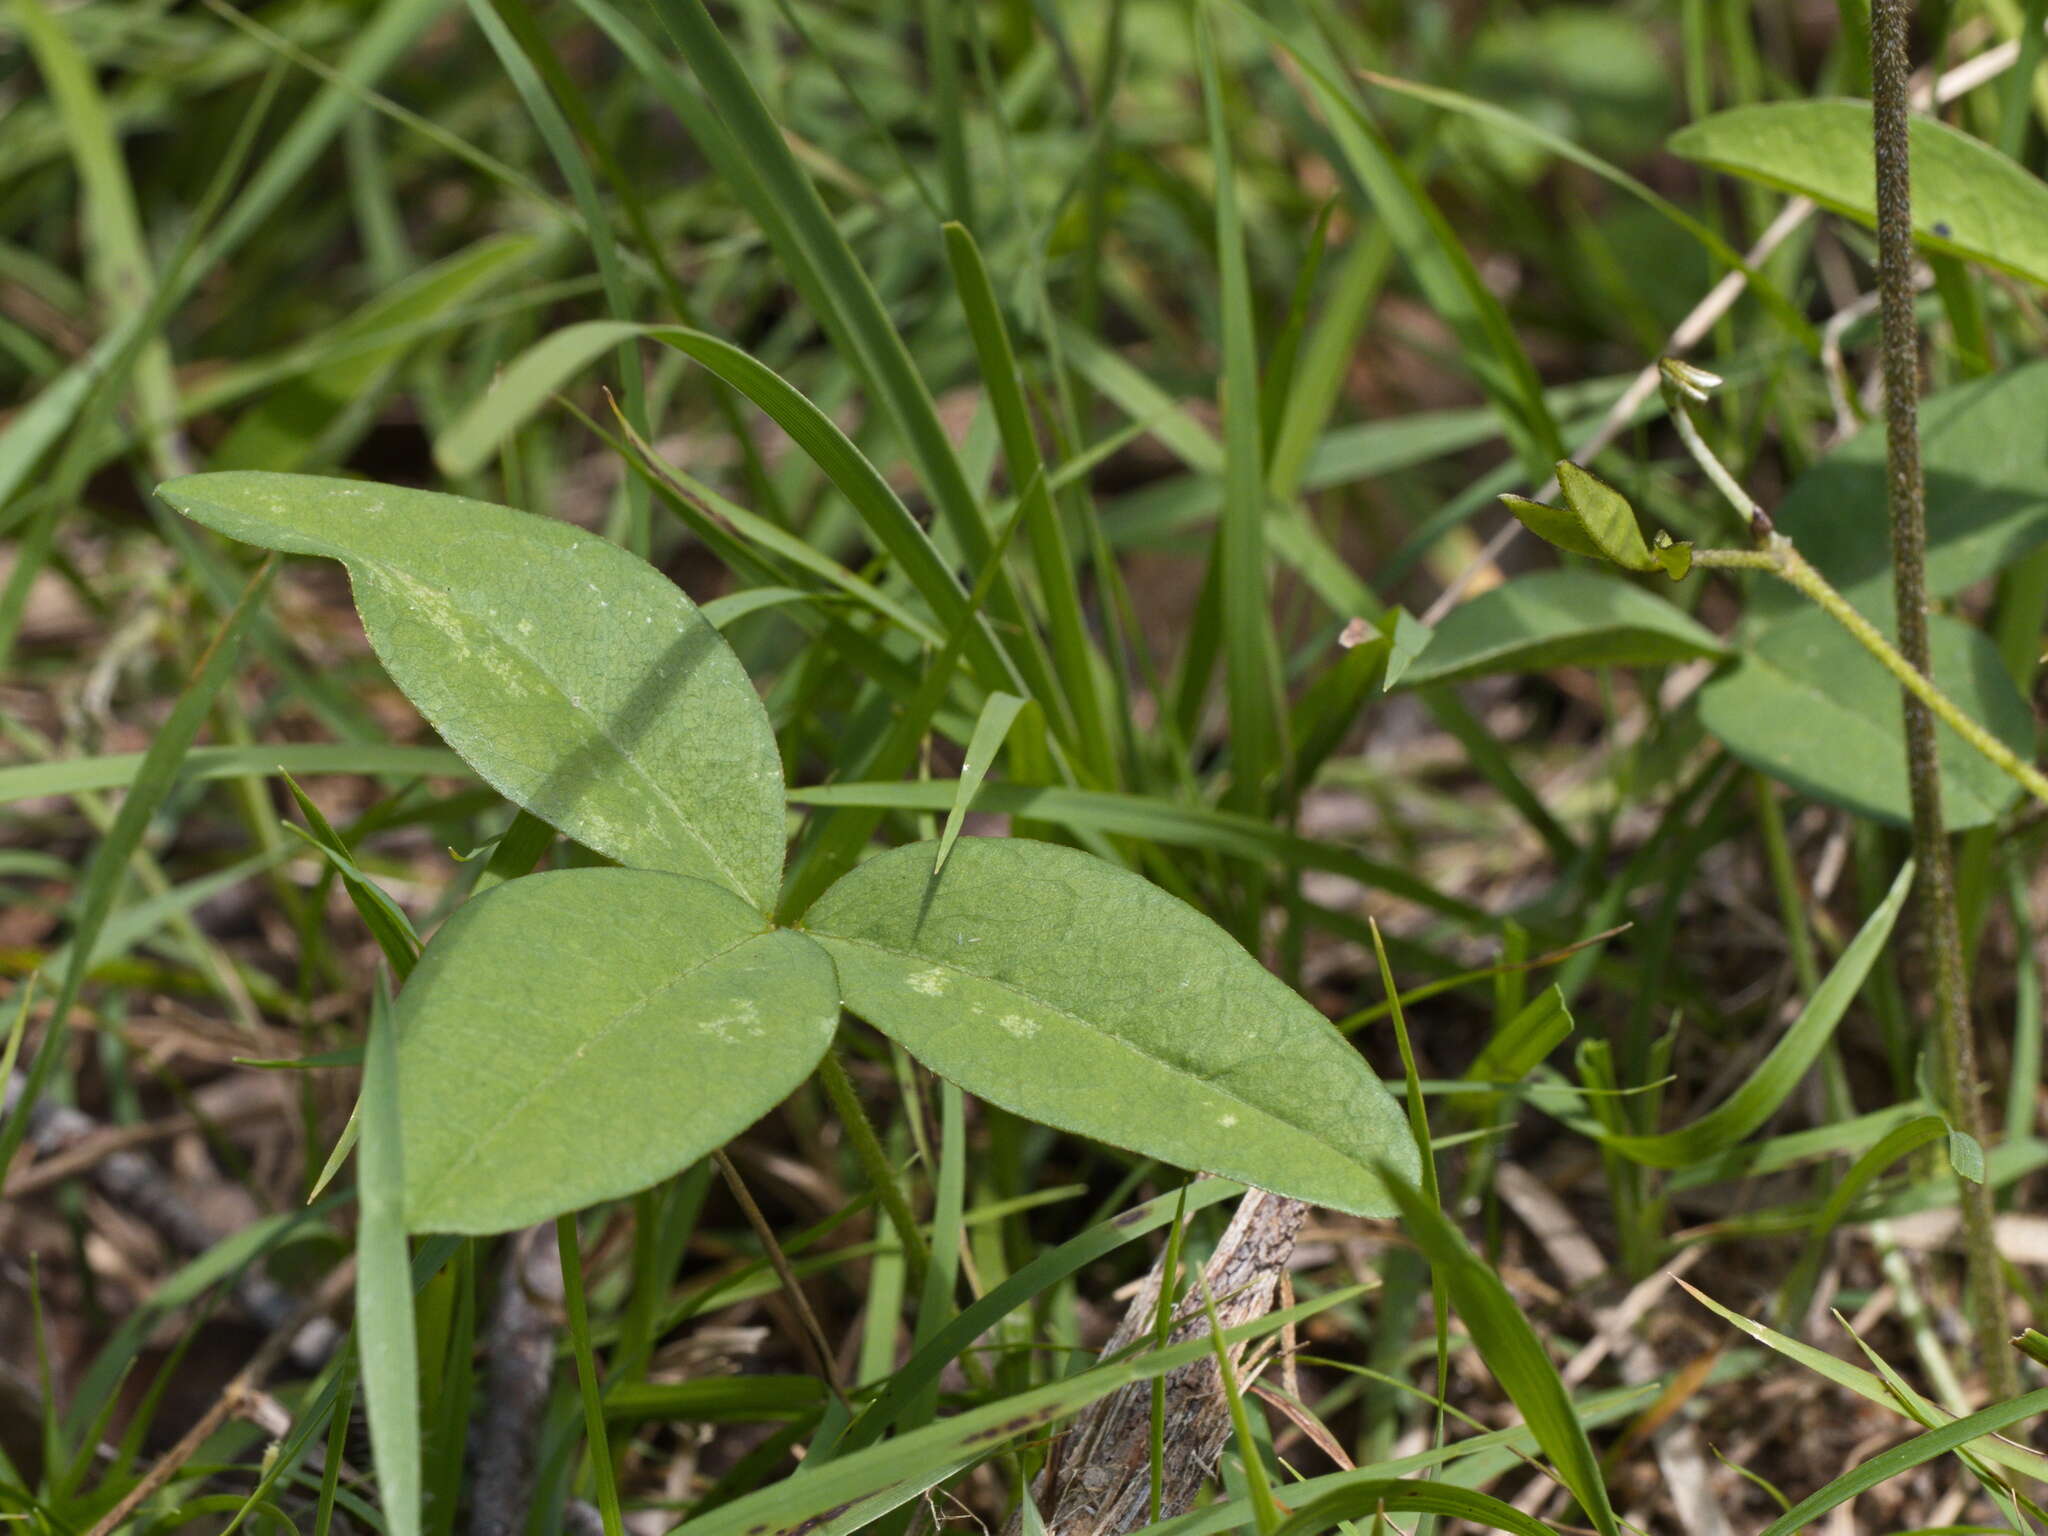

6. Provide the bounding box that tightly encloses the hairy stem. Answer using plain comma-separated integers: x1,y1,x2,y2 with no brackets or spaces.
815,1046,933,1301
1869,0,2013,1395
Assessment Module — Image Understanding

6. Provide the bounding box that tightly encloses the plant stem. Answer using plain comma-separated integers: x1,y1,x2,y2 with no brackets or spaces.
1693,544,2048,810
1869,0,2014,1396
815,1046,933,1300
1661,373,1766,532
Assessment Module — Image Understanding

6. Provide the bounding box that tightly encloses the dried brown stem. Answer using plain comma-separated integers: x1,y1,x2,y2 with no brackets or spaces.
1008,1188,1308,1536
470,1225,564,1536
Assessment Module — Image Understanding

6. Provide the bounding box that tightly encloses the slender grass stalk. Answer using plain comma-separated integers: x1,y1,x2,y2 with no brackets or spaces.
557,1216,627,1536
1869,0,2014,1396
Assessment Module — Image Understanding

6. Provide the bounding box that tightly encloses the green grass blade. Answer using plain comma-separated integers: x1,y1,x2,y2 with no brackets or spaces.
935,693,1031,873
1197,5,1286,811
1578,860,1914,1168
1266,233,1392,501
559,1216,627,1536
1756,1389,2048,1536
0,743,465,806
1243,2,1563,480
787,780,1487,926
1354,69,1815,352
1377,1168,1620,1536
778,495,1047,919
1677,1278,2048,1482
942,223,1108,769
674,1286,1359,1536
14,0,183,476
357,976,422,1536
637,0,1046,658
1270,1482,1560,1536
198,0,451,274
281,773,422,978
835,1180,1242,1454
1777,1114,1954,1323
644,324,1023,696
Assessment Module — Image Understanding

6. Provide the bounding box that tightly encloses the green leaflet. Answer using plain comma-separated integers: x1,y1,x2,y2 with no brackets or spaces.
1761,359,2048,622
803,838,1419,1217
1396,570,1727,688
397,869,838,1234
157,471,786,911
1669,100,2048,287
1698,609,2032,830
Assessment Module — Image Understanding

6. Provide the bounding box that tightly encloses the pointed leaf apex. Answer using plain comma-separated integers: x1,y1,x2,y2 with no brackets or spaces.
1500,492,1605,560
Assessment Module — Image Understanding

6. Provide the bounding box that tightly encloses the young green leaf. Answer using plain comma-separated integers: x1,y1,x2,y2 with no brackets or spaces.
802,838,1420,1217
1698,608,2032,830
1669,101,2048,287
1554,460,1656,571
1394,571,1727,688
397,868,838,1233
156,472,786,911
1380,608,1435,690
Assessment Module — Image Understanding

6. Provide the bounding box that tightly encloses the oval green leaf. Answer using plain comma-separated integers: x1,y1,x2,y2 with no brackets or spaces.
1555,459,1655,570
1698,608,2032,829
1760,359,2048,621
1398,570,1727,688
802,838,1420,1216
156,471,785,911
397,868,838,1234
1669,100,2048,287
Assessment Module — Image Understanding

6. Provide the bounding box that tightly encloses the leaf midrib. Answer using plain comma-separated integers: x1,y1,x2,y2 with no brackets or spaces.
813,932,1377,1175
